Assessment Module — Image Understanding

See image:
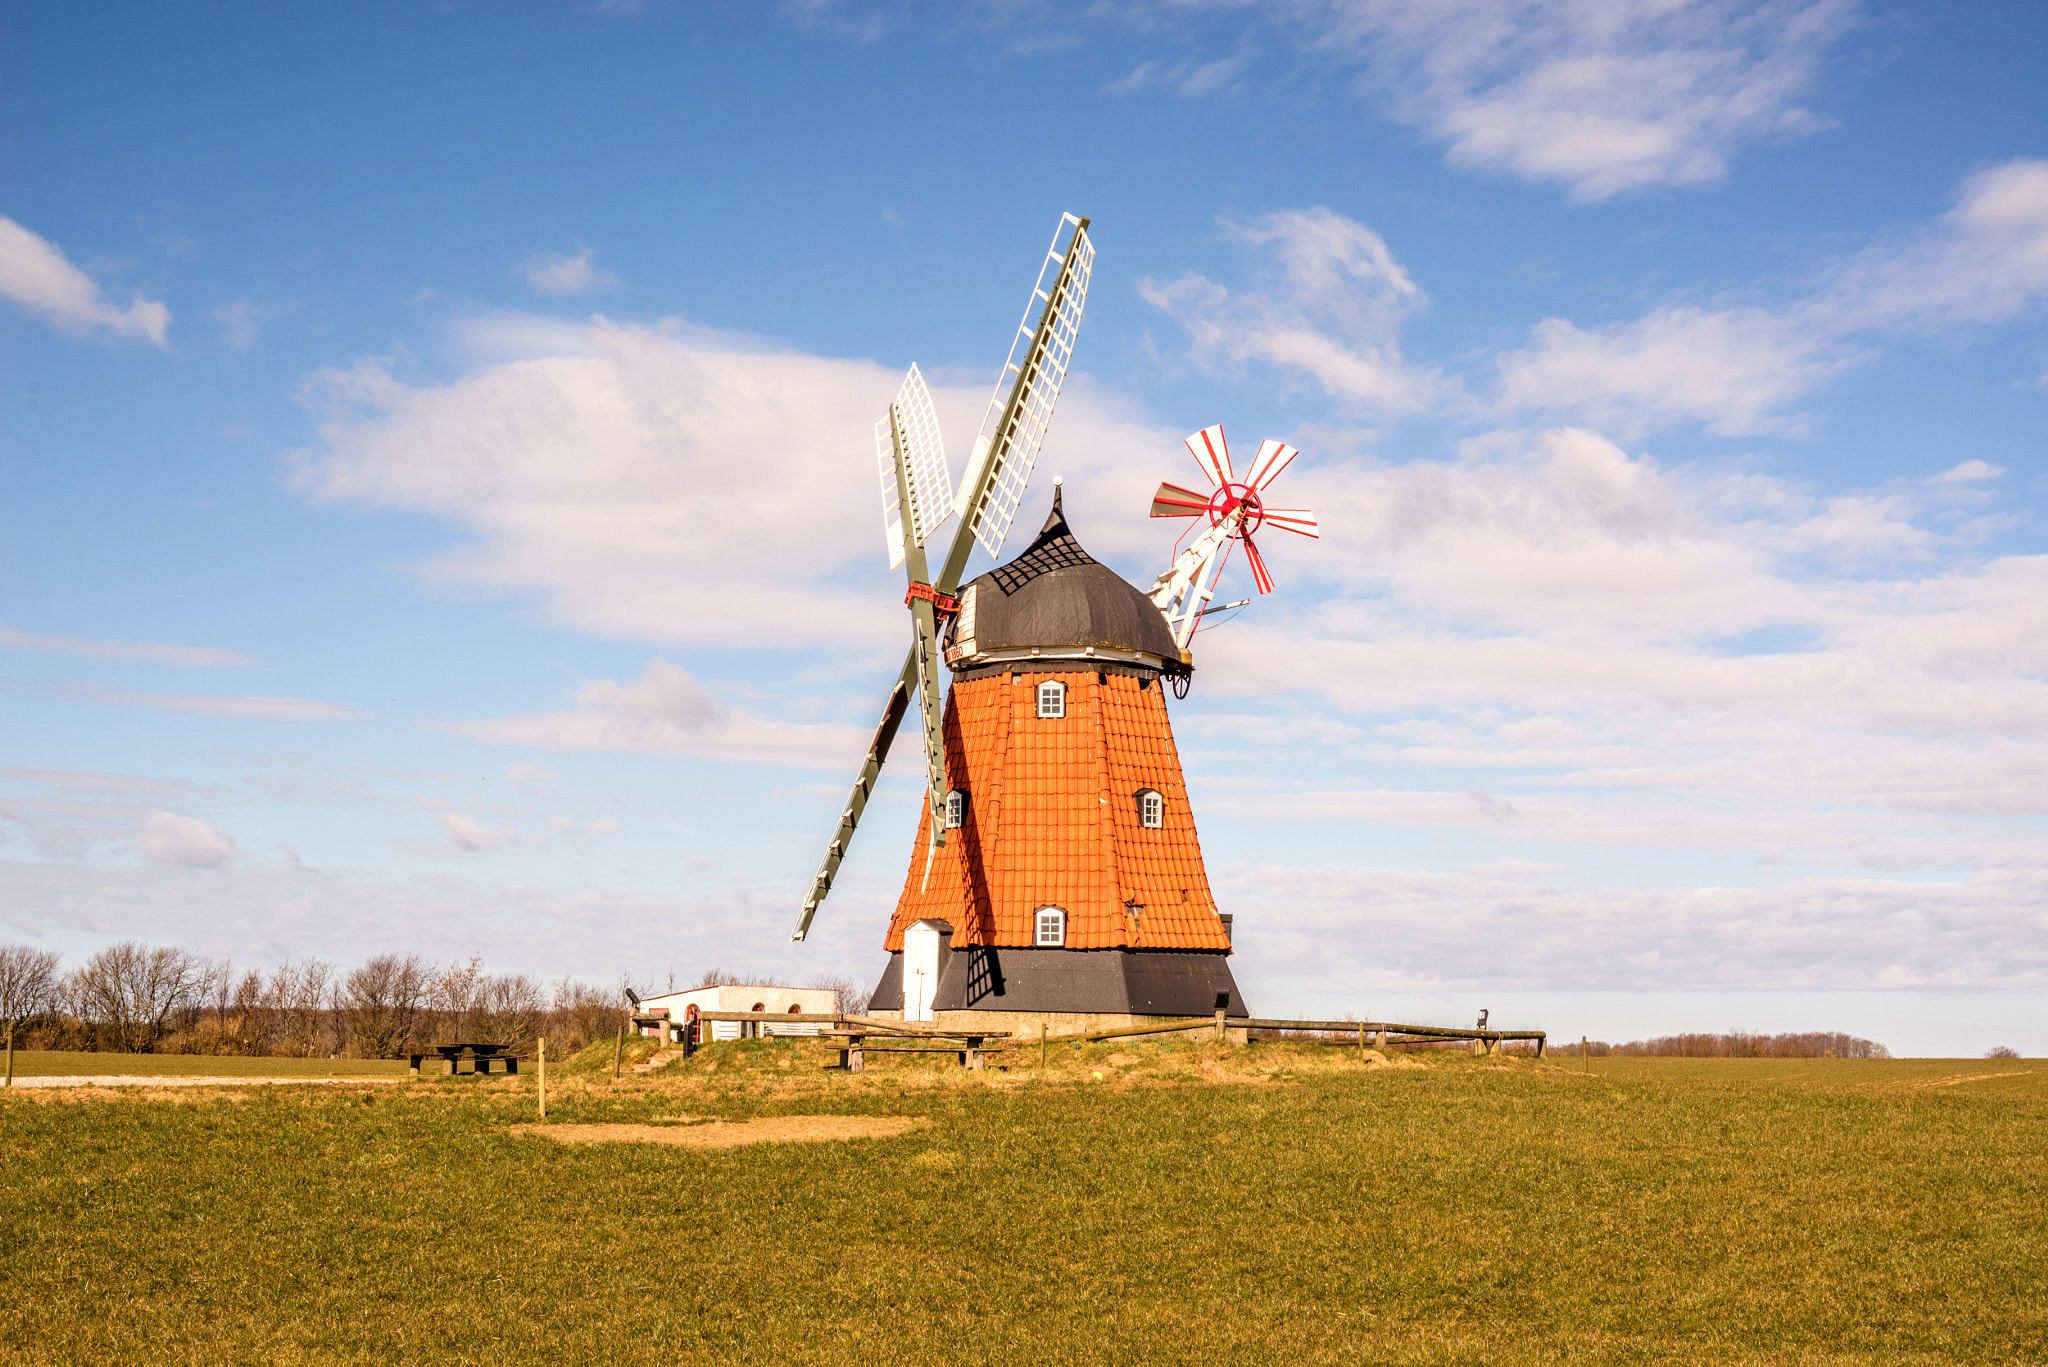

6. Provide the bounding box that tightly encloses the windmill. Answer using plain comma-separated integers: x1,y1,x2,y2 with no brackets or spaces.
791,212,1093,942
1146,425,1319,654
794,220,1320,1033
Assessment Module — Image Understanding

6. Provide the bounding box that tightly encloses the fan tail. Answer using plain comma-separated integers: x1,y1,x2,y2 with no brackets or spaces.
1261,508,1319,539
1242,535,1276,594
1150,481,1209,517
1185,425,1232,487
1244,439,1298,491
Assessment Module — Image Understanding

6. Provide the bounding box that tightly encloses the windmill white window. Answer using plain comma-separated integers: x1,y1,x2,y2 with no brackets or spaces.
1136,789,1164,828
945,789,966,828
1037,680,1066,718
1034,906,1066,947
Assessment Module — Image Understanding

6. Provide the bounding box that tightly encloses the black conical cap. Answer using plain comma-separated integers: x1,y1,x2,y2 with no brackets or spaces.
943,485,1181,670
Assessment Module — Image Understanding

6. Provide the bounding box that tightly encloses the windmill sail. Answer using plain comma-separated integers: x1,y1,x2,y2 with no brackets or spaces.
878,364,952,570
794,212,1093,943
952,213,1093,568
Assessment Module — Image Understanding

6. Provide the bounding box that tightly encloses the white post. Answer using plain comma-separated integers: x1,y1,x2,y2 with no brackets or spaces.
538,1037,547,1119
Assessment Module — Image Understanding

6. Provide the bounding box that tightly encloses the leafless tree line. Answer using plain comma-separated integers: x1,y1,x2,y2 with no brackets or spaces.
0,941,624,1058
3,941,872,1058
1571,1031,1892,1059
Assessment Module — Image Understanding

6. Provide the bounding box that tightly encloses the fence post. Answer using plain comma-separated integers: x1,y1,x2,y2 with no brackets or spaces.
1215,1008,1226,1044
1039,1022,1047,1071
1375,1028,1386,1051
612,1023,624,1080
1357,1022,1366,1061
1582,1035,1590,1074
4,1018,12,1089
538,1037,547,1119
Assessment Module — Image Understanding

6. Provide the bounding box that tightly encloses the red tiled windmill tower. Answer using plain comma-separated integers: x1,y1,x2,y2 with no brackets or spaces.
792,214,1317,1033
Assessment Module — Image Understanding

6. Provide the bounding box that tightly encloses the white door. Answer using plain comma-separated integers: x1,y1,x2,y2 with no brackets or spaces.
904,921,945,1022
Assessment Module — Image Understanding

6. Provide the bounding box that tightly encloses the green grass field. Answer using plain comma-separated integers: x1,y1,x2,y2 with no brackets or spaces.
2,1039,2041,1364
3,1050,410,1079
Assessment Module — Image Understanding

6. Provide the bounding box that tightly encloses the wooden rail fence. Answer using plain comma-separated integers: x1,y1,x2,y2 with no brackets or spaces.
642,1009,1546,1069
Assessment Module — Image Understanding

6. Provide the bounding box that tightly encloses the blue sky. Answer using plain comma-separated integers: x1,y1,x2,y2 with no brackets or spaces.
3,1,2045,1054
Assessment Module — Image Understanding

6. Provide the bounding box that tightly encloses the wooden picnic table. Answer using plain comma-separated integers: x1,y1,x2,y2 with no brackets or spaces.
408,1043,519,1076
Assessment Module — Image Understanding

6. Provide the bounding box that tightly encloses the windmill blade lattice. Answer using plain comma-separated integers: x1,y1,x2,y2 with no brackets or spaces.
956,213,1094,561
877,364,952,570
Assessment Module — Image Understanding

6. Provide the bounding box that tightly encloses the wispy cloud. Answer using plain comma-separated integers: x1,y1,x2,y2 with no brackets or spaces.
1497,159,2048,433
453,659,867,770
440,811,517,853
60,685,367,721
1140,206,1445,411
211,297,293,348
517,246,620,297
0,625,253,668
1271,0,1857,202
1106,54,1246,97
0,215,171,345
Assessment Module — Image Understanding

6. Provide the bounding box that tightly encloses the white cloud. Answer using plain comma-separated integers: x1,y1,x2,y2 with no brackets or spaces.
454,659,869,770
440,811,515,853
1497,306,1843,436
517,247,620,296
136,811,236,869
212,297,292,348
0,216,171,345
1276,0,1855,201
504,762,560,794
1139,207,1443,411
1111,55,1247,96
1933,460,2004,485
65,686,366,721
1220,858,2048,993
0,625,253,668
287,314,1177,653
1497,159,2048,433
1180,427,2048,847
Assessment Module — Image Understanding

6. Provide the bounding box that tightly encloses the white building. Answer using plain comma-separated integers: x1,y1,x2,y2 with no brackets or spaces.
636,984,839,1042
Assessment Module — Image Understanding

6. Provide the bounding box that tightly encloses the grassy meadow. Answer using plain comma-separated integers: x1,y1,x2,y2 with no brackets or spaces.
3,1051,410,1079
2,1037,2041,1365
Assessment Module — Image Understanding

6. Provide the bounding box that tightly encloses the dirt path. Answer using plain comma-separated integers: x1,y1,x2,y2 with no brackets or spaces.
511,1115,930,1149
6,1075,408,1090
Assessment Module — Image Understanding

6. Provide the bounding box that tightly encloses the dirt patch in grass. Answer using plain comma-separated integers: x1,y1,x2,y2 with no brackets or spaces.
510,1114,930,1149
1914,1068,2037,1088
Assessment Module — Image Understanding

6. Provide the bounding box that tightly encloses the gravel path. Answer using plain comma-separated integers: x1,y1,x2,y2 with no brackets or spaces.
6,1074,408,1090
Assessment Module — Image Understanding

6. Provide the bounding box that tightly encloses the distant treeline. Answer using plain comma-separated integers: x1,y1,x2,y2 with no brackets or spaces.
1572,1031,1891,1059
0,941,866,1059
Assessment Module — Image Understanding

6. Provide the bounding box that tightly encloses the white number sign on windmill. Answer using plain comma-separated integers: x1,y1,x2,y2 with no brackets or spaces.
791,212,1093,942
1146,424,1319,651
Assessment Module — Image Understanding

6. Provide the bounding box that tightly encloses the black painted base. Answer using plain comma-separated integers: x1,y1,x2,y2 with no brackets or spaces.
868,945,1248,1018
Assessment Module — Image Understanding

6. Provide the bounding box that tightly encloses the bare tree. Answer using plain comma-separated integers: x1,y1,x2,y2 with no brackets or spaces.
0,943,62,1025
811,974,869,1016
221,968,267,1055
266,957,336,1057
2,943,64,1079
550,976,623,1056
69,941,211,1052
472,974,546,1052
427,956,484,1044
338,954,430,1059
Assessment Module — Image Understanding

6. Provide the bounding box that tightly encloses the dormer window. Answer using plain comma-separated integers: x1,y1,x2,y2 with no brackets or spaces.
1137,789,1164,828
1036,680,1066,718
945,789,966,829
1034,906,1066,947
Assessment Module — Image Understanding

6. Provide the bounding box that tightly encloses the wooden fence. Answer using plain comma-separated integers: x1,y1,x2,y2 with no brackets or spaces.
665,1009,1546,1067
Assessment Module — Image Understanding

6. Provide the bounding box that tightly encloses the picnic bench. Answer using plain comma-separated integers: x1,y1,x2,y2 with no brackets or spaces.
408,1043,519,1076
